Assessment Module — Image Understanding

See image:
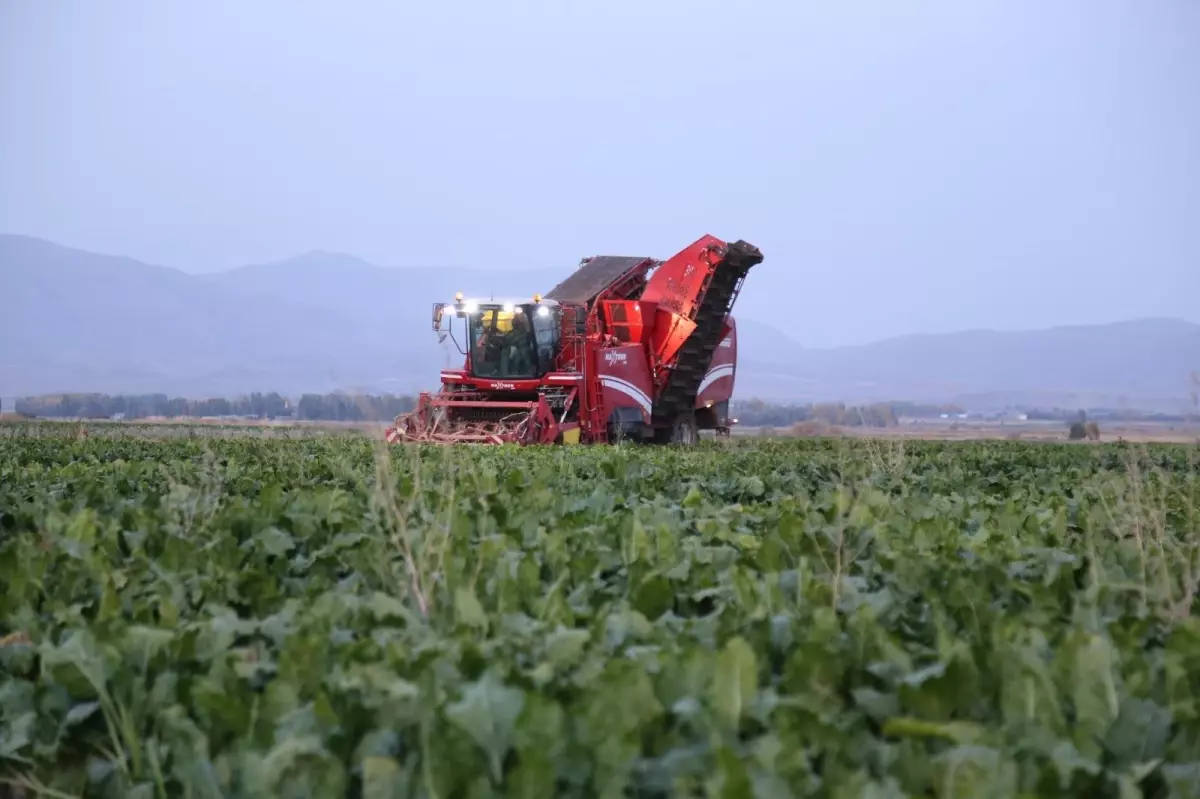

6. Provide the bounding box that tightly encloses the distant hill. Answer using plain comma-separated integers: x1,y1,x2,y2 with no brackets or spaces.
0,235,561,397
2,235,1197,410
737,318,1200,410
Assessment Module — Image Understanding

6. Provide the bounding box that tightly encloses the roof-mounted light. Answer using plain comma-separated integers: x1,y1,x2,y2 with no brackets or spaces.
454,291,464,303
533,293,542,303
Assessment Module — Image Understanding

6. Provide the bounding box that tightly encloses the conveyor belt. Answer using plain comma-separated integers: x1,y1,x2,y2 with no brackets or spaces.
650,240,763,428
544,256,649,304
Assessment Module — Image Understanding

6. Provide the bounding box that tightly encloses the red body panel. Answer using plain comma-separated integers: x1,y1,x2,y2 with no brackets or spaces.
600,301,649,346
695,317,737,408
640,234,724,367
595,344,653,422
641,235,724,318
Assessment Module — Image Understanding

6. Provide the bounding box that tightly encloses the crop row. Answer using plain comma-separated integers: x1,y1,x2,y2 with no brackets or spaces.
1,435,1198,797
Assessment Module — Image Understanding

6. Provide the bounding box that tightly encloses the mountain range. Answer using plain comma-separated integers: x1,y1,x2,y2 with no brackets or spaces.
1,234,1197,412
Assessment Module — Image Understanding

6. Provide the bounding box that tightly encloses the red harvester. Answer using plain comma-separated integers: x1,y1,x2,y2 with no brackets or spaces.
384,233,763,445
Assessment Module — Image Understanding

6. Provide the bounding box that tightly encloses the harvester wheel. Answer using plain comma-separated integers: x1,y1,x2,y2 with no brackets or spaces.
669,413,699,446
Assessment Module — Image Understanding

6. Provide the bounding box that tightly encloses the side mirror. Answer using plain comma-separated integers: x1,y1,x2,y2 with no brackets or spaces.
432,303,450,343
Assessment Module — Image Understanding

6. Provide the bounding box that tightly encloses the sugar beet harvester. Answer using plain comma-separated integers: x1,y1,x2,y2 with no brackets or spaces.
384,234,764,446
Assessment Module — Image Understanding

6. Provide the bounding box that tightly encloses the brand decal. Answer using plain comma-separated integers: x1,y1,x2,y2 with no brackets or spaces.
603,351,628,364
489,382,517,390
719,338,733,349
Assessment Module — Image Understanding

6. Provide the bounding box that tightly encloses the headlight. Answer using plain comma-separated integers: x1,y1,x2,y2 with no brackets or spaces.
536,305,551,318
463,300,478,314
502,303,514,313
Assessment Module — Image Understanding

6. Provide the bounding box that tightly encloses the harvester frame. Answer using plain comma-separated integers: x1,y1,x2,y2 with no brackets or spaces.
385,233,763,446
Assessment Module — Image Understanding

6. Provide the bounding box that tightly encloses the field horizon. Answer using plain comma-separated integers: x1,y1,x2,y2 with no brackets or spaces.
4,414,1197,446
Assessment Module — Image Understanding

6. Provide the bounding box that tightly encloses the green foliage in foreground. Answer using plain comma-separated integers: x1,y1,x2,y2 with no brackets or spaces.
1,434,1199,798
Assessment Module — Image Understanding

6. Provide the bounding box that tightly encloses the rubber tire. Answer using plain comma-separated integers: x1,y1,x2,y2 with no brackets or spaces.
669,413,699,446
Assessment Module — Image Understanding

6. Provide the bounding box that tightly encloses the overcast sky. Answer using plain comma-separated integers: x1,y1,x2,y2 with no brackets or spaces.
2,0,1197,347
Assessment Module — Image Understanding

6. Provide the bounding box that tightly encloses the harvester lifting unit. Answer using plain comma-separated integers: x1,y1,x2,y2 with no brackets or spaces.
385,234,763,445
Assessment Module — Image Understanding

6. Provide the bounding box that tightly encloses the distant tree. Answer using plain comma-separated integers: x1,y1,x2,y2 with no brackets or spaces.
79,397,108,418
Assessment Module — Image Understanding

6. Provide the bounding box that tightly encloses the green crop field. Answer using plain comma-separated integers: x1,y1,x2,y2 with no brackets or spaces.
2,429,1199,798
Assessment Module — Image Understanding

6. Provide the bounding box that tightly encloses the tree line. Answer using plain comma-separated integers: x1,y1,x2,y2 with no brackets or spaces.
1023,407,1190,423
730,399,912,428
17,392,907,428
14,393,957,428
14,392,417,422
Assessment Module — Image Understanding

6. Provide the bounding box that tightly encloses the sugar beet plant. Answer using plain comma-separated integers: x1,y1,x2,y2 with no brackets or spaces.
1,431,1199,798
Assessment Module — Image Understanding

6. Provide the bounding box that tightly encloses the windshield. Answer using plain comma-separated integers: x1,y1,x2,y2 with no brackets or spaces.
468,306,544,379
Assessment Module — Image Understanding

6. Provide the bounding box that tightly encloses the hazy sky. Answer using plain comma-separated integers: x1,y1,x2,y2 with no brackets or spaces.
2,0,1197,347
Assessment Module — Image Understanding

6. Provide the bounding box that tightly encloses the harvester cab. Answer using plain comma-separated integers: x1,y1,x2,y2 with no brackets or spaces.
444,297,561,381
386,234,762,446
